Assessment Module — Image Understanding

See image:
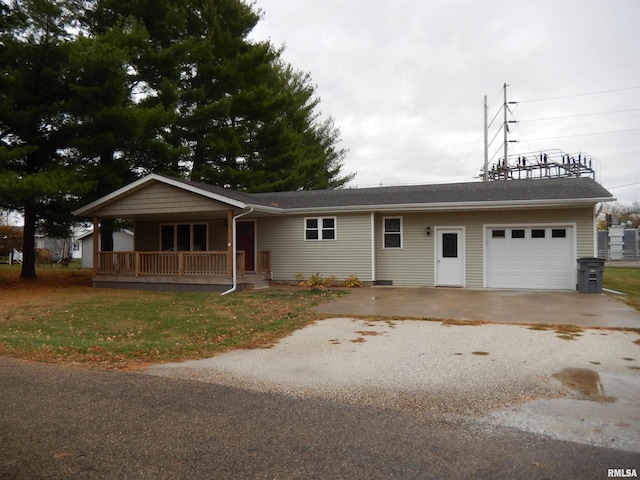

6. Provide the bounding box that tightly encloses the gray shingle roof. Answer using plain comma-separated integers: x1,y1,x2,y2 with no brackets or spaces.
160,175,612,210
248,177,612,209
158,175,257,204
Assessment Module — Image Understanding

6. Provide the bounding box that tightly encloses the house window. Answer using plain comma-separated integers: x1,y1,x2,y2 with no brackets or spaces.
511,229,525,239
383,217,402,248
491,230,506,238
532,229,546,238
552,229,567,238
442,233,458,258
305,217,336,241
161,223,208,251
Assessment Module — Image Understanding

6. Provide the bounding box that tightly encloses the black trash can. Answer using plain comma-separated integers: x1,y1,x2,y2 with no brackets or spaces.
576,258,605,294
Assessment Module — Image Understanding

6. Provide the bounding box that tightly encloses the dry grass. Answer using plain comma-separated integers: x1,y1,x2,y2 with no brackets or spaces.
556,334,578,341
0,265,346,369
441,319,485,326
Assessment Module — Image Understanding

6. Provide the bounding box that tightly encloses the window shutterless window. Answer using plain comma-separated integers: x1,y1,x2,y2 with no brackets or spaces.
161,223,207,251
305,217,336,241
442,233,458,257
383,217,402,248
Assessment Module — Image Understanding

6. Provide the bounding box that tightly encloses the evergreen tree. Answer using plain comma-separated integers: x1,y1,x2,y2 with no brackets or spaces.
66,15,168,249
0,0,92,278
91,0,352,192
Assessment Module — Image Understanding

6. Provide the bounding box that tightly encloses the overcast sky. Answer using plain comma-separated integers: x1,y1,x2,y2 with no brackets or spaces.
249,0,640,204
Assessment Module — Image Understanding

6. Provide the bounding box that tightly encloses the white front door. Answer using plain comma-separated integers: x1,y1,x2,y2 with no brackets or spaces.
436,228,464,286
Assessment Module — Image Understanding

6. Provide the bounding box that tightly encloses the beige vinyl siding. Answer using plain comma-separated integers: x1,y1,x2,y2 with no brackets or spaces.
258,213,373,282
375,207,595,287
134,219,228,251
375,212,434,286
95,182,230,217
574,207,597,258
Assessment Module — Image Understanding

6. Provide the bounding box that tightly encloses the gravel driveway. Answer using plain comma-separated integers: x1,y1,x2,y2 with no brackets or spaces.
145,317,640,453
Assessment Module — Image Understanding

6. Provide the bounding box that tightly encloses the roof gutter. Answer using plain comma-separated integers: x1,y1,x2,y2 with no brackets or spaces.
277,197,616,214
221,207,254,296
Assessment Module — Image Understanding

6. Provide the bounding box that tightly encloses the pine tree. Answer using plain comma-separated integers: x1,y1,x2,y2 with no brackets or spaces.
91,0,352,192
0,0,92,278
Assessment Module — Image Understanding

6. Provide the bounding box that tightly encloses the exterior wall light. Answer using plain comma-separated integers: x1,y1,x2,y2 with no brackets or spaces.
426,226,431,236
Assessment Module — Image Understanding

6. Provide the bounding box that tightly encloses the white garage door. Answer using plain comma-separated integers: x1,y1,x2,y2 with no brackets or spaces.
486,226,574,290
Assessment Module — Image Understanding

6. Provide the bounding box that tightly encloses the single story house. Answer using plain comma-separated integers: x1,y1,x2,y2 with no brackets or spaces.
73,173,614,292
76,229,135,269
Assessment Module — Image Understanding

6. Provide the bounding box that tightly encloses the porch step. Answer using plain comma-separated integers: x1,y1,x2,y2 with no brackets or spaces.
243,280,271,290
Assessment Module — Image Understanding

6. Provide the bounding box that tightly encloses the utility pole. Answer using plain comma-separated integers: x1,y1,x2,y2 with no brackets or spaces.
482,83,520,181
503,83,508,175
483,95,488,181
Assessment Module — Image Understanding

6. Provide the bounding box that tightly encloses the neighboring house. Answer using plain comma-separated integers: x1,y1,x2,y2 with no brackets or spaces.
73,173,614,292
35,233,73,263
76,229,135,269
71,236,82,261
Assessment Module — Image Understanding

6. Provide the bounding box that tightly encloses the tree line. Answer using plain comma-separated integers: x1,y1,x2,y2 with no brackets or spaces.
0,0,353,278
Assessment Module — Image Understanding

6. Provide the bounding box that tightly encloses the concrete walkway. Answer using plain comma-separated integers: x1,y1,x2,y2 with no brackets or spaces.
313,287,640,329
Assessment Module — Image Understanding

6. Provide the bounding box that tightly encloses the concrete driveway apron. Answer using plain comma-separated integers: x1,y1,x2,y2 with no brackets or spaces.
312,287,640,329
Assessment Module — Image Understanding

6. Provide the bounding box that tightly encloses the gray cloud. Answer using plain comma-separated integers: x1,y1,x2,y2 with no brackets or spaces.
251,0,640,202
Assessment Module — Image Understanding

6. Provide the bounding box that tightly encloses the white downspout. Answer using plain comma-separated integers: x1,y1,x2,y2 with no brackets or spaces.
370,211,376,284
221,208,254,296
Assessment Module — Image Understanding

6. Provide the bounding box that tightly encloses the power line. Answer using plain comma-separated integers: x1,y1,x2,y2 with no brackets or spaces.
486,105,503,129
512,60,640,86
487,122,503,148
519,108,640,123
607,180,640,190
520,86,640,103
525,128,640,142
514,123,533,152
599,150,640,160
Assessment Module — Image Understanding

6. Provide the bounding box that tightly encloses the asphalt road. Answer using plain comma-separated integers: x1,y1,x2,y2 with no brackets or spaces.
1,358,638,480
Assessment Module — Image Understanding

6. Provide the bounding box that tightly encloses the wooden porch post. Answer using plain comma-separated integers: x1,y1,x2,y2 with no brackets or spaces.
93,217,100,275
227,209,233,278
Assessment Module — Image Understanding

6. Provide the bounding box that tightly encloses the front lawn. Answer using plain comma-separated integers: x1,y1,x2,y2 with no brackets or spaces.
603,266,640,312
0,265,346,369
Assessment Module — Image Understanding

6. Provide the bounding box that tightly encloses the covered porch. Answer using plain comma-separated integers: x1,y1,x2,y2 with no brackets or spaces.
72,175,280,293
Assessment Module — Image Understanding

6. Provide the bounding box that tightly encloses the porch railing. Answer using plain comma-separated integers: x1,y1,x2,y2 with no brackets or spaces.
97,251,270,277
258,250,271,273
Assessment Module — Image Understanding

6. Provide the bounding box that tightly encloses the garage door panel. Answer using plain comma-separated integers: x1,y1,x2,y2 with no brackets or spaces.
486,226,574,290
